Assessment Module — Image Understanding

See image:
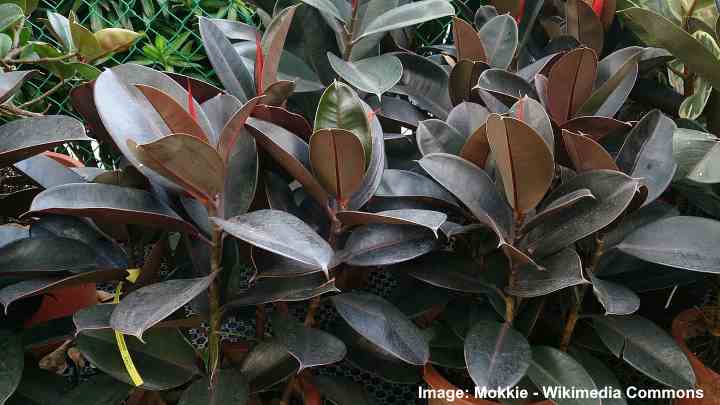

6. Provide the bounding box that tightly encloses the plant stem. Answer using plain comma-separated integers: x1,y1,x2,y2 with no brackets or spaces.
560,235,605,351
18,80,65,108
280,206,340,405
5,52,77,64
207,204,223,384
341,3,361,60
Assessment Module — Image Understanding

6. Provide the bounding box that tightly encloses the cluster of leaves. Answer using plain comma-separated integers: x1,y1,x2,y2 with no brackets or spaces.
4,0,720,404
0,3,140,119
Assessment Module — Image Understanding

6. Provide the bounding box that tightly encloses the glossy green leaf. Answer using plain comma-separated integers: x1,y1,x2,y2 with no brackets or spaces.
620,7,720,90
478,14,518,69
77,329,199,390
58,375,131,405
357,0,455,41
679,31,719,120
332,292,429,365
673,128,720,183
45,11,73,50
0,4,22,33
70,21,103,61
593,315,695,389
465,321,531,390
527,346,600,405
315,81,371,162
212,210,334,274
178,369,248,405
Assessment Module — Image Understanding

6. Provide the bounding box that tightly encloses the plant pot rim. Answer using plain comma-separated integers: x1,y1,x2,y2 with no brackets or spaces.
422,364,552,405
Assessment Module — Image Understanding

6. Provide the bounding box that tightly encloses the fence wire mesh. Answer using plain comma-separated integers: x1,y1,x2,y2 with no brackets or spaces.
25,0,480,116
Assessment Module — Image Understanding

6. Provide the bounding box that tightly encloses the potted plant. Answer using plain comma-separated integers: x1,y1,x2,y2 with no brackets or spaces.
3,0,720,404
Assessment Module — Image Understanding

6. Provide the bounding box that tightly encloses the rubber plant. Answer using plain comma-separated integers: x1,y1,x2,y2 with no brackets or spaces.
0,1,453,404
2,1,719,405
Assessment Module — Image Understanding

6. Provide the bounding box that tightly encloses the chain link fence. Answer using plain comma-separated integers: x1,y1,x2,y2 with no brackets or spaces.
24,0,481,115
17,0,478,164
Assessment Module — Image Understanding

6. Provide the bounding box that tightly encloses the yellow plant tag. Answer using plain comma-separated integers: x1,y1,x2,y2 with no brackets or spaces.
113,280,144,387
125,268,141,283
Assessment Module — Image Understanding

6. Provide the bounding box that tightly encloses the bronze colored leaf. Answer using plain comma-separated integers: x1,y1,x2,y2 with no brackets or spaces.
547,48,598,123
135,84,208,142
260,5,298,90
246,118,328,207
131,134,225,204
459,124,489,168
217,95,263,163
561,130,619,172
309,128,366,203
452,17,486,62
449,59,487,105
565,0,604,55
486,114,554,213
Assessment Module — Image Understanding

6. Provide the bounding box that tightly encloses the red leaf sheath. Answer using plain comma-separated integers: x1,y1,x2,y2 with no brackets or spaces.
515,0,526,24
255,32,265,95
186,78,197,122
592,0,604,16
